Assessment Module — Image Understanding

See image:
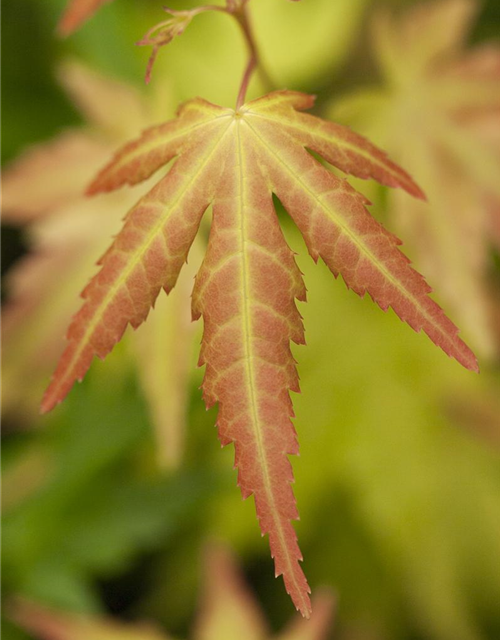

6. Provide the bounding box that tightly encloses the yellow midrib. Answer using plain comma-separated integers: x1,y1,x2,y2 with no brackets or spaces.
249,110,411,190
49,118,233,402
235,120,307,610
106,114,231,182
243,116,459,354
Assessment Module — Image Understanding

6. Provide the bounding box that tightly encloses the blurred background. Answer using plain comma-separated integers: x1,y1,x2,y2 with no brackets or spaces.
2,1,500,639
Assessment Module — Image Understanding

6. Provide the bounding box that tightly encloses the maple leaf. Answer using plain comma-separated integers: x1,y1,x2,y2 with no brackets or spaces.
2,61,196,469
41,89,477,615
1,132,110,223
8,545,335,640
58,0,115,36
9,599,169,640
330,0,500,357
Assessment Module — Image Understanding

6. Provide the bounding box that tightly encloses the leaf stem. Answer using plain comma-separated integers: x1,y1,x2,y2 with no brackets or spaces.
233,2,273,109
140,2,272,100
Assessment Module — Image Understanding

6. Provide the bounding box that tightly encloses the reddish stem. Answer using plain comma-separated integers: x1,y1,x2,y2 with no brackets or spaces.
236,56,257,110
233,2,272,109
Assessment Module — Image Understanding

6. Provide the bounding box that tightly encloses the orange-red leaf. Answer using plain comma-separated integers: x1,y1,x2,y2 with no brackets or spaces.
247,92,425,199
43,90,478,615
242,93,477,371
58,0,114,36
41,104,232,414
88,99,229,193
191,125,310,614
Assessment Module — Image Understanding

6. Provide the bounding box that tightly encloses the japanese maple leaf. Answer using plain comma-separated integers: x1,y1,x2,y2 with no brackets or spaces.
9,545,335,640
2,61,196,469
41,89,477,615
330,0,500,357
58,0,115,36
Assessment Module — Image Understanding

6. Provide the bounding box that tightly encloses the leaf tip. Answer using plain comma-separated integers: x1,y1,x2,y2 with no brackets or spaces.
464,352,480,373
412,182,427,201
39,394,57,415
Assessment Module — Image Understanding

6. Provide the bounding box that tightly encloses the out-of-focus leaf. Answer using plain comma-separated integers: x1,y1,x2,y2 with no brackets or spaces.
329,0,500,358
194,545,268,640
194,546,335,640
1,443,54,514
2,359,214,611
58,0,115,37
9,598,170,640
277,589,336,640
1,133,109,223
444,386,500,449
9,546,335,640
132,239,202,470
2,60,196,468
2,194,128,420
57,60,149,138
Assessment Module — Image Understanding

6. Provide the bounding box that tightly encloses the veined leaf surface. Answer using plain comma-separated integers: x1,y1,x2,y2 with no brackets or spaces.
42,91,478,615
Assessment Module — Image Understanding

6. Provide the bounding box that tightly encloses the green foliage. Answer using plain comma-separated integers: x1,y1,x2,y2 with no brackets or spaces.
3,360,217,612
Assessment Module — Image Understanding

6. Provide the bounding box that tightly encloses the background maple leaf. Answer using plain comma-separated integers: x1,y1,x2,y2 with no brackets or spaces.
8,546,335,640
329,0,500,358
2,61,199,469
58,0,115,36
